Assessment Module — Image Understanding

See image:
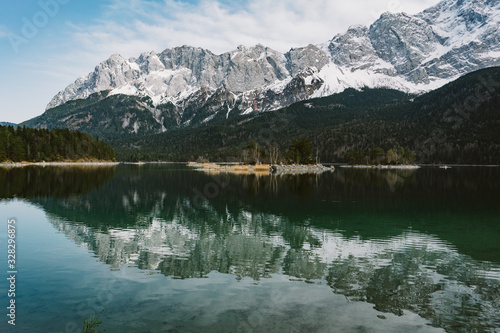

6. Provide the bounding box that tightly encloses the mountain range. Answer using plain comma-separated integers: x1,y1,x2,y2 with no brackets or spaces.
21,0,500,163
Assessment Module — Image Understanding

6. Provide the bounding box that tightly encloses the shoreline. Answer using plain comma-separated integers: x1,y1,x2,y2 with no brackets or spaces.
339,164,420,169
1,161,497,169
0,161,119,168
187,162,335,175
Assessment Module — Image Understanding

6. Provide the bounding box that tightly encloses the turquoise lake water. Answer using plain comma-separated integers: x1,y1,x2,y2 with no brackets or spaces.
0,164,499,332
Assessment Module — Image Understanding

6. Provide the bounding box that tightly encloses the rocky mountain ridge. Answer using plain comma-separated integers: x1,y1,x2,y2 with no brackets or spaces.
35,0,500,134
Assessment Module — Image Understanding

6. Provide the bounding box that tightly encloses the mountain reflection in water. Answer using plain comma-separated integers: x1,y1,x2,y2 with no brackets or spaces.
5,164,500,332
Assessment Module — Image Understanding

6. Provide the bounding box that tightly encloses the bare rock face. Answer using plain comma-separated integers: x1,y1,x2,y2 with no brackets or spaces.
286,44,330,76
43,0,500,134
329,25,381,70
368,12,441,82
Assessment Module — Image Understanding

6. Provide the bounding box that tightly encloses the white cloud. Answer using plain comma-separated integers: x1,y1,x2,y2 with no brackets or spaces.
67,0,440,59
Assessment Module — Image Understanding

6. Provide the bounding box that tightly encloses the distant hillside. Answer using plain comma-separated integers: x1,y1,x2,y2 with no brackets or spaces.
114,67,500,164
20,91,167,143
0,125,116,162
0,122,17,127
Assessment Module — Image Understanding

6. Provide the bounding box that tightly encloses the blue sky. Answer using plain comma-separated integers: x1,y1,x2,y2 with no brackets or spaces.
0,0,437,123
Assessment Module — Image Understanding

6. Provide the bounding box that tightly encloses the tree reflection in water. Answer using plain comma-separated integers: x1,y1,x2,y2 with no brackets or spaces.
8,164,500,332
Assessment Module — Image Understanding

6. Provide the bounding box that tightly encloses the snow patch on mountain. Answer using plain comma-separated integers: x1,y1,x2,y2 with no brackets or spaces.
45,0,500,127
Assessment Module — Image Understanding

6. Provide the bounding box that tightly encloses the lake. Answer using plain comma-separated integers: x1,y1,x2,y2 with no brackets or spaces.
1,164,499,333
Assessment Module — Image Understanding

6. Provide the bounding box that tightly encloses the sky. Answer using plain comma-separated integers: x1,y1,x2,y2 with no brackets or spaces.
0,0,439,124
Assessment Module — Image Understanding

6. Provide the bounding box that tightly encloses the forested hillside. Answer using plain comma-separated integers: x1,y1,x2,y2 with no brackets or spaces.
114,88,413,162
114,67,500,164
20,91,169,143
0,125,116,162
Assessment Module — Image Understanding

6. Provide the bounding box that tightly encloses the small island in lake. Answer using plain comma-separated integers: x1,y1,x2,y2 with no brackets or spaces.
187,162,335,175
187,137,335,174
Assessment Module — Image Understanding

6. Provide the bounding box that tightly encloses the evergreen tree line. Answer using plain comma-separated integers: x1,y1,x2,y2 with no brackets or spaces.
0,125,115,162
345,144,416,165
241,138,416,166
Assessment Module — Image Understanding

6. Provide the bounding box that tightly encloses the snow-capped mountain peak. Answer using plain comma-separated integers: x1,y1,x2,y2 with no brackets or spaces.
45,0,500,129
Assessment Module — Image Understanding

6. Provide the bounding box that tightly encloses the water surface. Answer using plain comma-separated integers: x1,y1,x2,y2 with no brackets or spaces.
0,164,499,332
